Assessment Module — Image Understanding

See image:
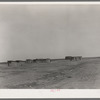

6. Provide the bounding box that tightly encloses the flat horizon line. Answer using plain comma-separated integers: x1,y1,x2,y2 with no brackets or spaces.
0,56,100,63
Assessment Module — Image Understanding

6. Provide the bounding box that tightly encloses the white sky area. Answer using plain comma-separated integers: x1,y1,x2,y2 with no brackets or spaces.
0,4,100,62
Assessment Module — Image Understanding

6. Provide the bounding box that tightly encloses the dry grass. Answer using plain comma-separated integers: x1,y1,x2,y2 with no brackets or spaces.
0,58,100,89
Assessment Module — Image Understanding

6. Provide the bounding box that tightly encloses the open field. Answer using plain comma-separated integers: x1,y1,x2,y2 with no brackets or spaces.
0,57,100,89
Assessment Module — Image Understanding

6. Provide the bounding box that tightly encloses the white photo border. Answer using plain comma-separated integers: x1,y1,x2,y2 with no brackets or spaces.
0,2,100,98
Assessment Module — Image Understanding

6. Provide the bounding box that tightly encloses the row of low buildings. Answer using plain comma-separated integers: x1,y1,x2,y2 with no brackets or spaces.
7,58,51,66
26,58,51,63
7,56,82,66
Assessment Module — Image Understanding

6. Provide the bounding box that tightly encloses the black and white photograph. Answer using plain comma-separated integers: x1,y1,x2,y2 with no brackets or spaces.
1,3,100,89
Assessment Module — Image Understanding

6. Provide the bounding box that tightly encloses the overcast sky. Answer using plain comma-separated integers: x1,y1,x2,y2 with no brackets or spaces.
0,4,100,61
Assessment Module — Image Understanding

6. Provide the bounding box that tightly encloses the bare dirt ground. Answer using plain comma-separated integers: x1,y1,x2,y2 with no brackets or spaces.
0,58,100,89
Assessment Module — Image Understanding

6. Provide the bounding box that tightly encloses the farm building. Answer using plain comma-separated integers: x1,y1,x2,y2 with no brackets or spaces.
7,60,25,66
65,56,82,61
65,56,72,61
74,56,82,60
26,59,33,63
33,58,51,63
